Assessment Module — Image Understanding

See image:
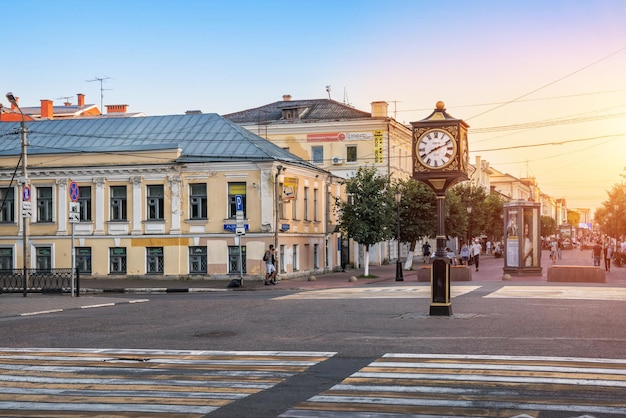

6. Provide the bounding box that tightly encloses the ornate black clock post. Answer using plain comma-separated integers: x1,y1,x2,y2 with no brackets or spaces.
411,101,470,316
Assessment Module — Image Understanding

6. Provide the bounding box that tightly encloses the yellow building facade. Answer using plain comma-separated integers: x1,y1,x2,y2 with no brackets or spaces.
224,97,413,266
0,114,340,280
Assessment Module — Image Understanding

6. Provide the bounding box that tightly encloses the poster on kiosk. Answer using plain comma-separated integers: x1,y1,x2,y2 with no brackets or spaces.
503,200,542,277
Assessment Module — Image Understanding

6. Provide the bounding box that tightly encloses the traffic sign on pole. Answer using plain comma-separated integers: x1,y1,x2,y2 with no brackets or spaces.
22,185,31,202
69,202,80,223
235,195,243,212
69,181,79,202
21,201,32,218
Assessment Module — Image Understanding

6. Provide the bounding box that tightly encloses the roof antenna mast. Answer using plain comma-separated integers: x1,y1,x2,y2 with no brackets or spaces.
86,75,112,113
325,85,331,100
55,96,72,104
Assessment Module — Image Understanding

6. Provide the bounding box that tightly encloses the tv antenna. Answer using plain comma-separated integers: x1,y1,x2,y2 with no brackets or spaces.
86,76,113,112
325,85,331,100
388,100,402,119
55,96,72,104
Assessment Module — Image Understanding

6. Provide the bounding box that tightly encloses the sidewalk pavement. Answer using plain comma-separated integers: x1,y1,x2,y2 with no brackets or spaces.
75,248,626,293
2,249,625,319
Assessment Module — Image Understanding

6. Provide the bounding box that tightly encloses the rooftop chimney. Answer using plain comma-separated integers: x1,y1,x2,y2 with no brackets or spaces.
41,99,54,119
77,93,85,107
282,94,292,101
106,104,128,114
371,101,389,117
9,97,18,111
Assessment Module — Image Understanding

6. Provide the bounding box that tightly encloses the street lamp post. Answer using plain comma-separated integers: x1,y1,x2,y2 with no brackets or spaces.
613,203,619,245
395,190,403,281
6,92,29,297
466,206,472,244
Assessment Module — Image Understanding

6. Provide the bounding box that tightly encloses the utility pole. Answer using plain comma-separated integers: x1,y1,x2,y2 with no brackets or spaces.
275,165,284,275
6,92,29,296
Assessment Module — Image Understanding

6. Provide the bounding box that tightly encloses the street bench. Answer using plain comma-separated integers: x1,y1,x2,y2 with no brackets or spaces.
547,265,605,283
417,265,472,282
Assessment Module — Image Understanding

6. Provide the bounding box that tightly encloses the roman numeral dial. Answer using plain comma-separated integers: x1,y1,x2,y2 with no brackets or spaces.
416,129,456,169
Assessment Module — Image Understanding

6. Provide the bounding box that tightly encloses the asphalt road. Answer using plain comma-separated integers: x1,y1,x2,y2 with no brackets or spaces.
1,248,625,416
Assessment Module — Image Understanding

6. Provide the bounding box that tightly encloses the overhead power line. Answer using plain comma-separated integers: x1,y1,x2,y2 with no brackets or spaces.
471,133,623,153
471,112,626,133
466,45,626,121
396,88,626,113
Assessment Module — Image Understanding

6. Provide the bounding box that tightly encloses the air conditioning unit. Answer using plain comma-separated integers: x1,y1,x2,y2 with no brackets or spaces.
332,156,343,165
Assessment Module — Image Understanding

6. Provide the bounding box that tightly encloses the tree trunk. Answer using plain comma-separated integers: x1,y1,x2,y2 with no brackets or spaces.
404,250,415,270
364,245,370,276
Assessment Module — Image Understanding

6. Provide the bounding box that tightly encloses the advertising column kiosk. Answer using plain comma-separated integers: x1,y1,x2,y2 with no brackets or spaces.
503,200,542,277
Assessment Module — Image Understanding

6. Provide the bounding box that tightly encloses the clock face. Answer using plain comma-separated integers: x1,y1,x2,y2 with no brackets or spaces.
416,129,456,169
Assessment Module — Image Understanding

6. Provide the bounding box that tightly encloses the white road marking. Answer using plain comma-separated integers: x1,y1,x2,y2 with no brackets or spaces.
485,286,626,300
0,348,336,416
282,353,626,417
275,286,480,300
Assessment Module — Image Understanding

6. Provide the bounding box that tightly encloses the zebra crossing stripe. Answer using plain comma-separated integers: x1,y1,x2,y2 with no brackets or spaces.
0,348,336,416
282,353,626,417
275,286,479,300
486,286,626,301
276,285,626,301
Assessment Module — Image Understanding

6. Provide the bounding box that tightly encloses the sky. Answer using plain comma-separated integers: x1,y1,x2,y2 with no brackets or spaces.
2,0,625,215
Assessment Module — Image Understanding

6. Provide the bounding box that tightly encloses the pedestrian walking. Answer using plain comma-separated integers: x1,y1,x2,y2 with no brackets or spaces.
604,239,613,272
494,241,502,258
550,238,557,263
422,241,431,264
591,241,602,267
471,240,481,272
446,247,457,265
460,243,470,265
263,245,277,285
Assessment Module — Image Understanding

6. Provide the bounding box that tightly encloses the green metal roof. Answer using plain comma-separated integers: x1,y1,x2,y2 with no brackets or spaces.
0,113,312,167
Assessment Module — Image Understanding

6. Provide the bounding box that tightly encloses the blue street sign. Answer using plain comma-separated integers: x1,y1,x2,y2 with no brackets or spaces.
224,224,249,232
69,181,79,202
22,185,31,202
235,194,243,212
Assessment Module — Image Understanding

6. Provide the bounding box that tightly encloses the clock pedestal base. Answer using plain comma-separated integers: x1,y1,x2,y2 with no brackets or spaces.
429,304,453,316
429,255,452,316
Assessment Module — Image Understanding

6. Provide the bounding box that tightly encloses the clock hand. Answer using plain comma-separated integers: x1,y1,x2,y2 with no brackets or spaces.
424,140,451,157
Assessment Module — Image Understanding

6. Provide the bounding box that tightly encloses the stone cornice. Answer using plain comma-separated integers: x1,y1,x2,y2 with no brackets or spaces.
25,166,176,178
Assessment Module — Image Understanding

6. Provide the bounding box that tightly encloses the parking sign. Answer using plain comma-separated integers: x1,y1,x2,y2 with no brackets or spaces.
235,195,243,212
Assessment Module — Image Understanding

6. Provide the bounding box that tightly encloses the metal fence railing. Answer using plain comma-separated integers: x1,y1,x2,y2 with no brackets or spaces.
0,268,80,296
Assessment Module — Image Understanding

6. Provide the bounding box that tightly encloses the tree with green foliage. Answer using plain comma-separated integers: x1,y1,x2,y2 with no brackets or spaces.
444,190,466,241
566,210,580,227
594,182,626,238
335,166,395,276
482,193,505,242
541,215,557,238
451,182,488,243
395,179,437,267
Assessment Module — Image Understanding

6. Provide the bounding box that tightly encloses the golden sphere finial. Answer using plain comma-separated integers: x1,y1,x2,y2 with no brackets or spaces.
435,101,445,110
